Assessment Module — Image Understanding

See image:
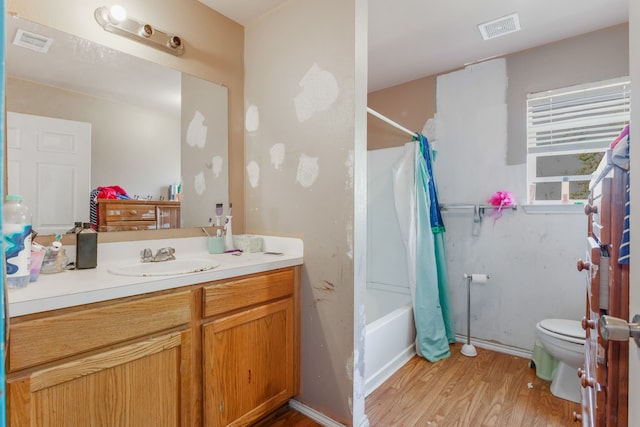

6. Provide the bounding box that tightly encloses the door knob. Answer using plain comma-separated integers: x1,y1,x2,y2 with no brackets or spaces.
576,259,591,271
599,314,640,348
581,317,595,330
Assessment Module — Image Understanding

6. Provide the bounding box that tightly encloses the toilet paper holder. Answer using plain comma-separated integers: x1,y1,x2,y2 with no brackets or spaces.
463,273,489,283
461,273,490,357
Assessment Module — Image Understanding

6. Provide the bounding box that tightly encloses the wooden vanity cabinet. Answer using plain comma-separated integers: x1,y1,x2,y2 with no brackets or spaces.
579,163,628,426
97,198,181,231
6,291,196,427
202,268,299,427
6,266,300,427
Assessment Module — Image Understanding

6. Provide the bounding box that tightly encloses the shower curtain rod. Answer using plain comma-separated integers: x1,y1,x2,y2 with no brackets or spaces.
367,107,418,138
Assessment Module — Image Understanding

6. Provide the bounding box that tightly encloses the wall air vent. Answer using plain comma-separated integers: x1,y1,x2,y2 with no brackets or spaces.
13,29,53,53
478,13,521,41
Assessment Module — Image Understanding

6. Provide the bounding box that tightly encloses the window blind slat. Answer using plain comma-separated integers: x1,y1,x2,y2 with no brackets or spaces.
529,124,627,139
529,97,630,116
529,123,624,138
529,107,630,126
529,108,630,126
527,141,609,155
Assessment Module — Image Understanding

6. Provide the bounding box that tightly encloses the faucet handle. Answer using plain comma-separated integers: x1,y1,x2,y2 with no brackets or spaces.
140,248,153,262
153,247,176,261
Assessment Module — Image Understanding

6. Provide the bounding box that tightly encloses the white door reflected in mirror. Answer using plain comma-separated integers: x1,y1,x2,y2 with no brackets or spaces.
7,112,91,235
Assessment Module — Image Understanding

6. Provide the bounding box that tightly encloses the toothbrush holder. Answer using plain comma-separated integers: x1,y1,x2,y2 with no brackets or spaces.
208,237,225,254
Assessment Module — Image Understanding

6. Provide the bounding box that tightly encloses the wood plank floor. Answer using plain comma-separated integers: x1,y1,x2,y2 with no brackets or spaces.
266,342,580,426
366,342,580,426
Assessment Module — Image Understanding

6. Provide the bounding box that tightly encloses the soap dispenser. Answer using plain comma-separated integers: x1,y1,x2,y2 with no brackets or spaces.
224,215,235,251
76,223,97,269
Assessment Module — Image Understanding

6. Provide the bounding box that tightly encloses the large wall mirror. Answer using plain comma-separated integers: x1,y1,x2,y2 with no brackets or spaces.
6,15,229,235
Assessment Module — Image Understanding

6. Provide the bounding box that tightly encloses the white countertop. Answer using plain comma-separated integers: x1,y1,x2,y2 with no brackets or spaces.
9,235,303,317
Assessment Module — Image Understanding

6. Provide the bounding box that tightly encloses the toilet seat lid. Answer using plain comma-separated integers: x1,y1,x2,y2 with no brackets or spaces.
539,319,584,339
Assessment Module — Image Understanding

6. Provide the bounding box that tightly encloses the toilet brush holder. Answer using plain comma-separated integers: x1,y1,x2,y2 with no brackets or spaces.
461,273,489,357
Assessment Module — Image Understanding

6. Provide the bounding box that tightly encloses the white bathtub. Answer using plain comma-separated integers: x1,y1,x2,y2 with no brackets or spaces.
365,284,416,396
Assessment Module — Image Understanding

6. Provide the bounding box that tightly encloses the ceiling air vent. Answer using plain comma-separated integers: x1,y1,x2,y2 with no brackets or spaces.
13,29,53,53
478,13,521,41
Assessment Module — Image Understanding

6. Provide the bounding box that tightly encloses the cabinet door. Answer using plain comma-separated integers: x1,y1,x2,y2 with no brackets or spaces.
8,330,192,427
203,297,294,427
101,202,157,221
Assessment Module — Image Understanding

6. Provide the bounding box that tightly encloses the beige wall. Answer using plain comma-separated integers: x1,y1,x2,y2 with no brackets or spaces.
367,75,437,149
180,75,229,228
244,0,368,424
8,0,246,231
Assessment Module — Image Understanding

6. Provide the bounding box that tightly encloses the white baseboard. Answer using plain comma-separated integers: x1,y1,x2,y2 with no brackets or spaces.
365,345,415,396
455,335,533,359
356,414,371,427
287,399,371,427
288,399,345,427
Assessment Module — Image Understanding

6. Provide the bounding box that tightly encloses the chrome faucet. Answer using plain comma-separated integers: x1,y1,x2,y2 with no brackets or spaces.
140,247,176,262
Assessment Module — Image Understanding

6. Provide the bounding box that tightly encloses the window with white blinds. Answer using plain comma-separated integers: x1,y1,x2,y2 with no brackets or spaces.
526,77,630,203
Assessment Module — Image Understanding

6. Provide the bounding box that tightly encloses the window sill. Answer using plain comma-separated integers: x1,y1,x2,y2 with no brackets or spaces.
522,204,585,215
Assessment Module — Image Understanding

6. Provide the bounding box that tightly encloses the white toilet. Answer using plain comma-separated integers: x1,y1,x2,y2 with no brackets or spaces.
535,318,586,403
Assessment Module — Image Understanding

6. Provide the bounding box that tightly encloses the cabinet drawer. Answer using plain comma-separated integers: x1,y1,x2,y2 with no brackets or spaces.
9,290,193,372
98,220,158,232
203,269,294,317
103,204,157,221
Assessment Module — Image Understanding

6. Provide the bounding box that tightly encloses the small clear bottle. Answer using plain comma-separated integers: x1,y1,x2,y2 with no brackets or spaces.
4,195,32,288
561,176,570,204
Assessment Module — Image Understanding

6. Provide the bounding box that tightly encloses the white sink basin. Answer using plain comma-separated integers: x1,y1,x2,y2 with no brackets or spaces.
108,258,221,277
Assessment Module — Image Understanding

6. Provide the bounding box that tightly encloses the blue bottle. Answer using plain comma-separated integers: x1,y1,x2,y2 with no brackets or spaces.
4,195,32,288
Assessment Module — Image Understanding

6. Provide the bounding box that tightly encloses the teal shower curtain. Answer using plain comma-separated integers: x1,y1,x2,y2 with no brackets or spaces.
415,133,455,361
393,134,455,362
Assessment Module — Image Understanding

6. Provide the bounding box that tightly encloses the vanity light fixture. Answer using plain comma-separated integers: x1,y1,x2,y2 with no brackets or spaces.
94,5,185,56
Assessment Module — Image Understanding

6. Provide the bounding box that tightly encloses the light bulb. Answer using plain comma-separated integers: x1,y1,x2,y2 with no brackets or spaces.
108,5,127,23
